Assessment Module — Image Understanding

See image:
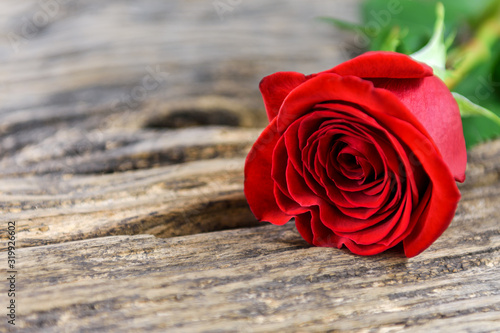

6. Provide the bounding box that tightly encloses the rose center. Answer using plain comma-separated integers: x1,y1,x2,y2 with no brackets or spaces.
331,139,377,183
338,152,361,172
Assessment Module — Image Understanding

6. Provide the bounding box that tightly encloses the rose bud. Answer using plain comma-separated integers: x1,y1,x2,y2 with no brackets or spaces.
244,51,467,257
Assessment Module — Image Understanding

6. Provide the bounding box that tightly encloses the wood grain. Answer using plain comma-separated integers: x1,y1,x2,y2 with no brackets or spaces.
12,165,500,331
0,0,357,248
1,0,500,331
6,139,500,332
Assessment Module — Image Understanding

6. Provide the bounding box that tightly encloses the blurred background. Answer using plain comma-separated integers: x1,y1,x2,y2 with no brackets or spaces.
0,0,359,247
1,0,498,175
1,0,498,238
0,0,357,167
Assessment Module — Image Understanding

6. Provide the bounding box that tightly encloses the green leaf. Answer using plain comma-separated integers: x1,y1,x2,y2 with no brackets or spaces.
453,92,500,126
453,92,500,147
361,0,498,54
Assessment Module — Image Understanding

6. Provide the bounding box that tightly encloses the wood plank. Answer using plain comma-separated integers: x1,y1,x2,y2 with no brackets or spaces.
0,155,258,249
0,0,359,247
12,167,500,331
0,0,355,149
9,137,500,332
1,0,500,331
3,127,500,250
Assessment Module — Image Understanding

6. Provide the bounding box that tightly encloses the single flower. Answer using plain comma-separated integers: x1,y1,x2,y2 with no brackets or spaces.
244,51,467,257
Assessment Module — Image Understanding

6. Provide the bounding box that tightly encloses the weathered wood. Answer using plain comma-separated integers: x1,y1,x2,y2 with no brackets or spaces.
0,156,260,249
0,0,357,247
1,0,500,331
0,126,263,248
7,139,500,332
12,168,500,331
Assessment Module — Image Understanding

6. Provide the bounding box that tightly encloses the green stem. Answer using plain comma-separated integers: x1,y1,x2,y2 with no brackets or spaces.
445,2,500,90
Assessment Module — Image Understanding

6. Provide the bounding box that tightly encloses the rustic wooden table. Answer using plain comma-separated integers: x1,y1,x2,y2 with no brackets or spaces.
1,0,499,331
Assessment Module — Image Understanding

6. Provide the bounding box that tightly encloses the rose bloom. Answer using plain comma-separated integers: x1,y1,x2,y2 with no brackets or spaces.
244,51,466,257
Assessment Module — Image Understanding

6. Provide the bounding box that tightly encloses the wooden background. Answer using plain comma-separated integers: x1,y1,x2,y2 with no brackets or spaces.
0,0,499,331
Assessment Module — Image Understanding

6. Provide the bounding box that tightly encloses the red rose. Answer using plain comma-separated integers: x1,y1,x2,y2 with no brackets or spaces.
244,51,467,257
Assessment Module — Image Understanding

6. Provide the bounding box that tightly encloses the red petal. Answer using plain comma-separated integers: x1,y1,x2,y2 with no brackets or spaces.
370,76,467,182
244,118,291,225
283,118,327,198
309,208,348,248
295,214,313,245
274,184,309,216
374,118,460,257
260,52,431,124
403,185,459,258
336,191,410,246
271,137,309,216
259,72,307,122
342,238,391,256
286,160,322,207
328,51,433,79
276,74,460,255
317,198,394,233
380,183,432,249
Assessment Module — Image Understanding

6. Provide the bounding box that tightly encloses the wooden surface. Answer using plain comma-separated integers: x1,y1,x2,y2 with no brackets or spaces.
1,0,500,332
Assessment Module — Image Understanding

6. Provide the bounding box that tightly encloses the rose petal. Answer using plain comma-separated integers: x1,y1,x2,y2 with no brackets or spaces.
295,213,314,244
335,189,411,245
370,76,467,182
244,118,291,225
276,74,435,138
286,160,323,207
259,72,307,122
318,198,395,233
260,52,433,125
342,238,393,256
271,135,290,194
272,136,311,216
379,183,432,248
327,51,433,79
309,208,348,248
403,184,459,257
274,184,309,216
376,119,460,257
